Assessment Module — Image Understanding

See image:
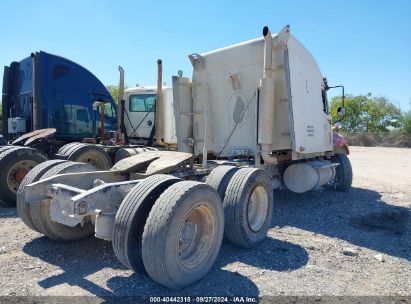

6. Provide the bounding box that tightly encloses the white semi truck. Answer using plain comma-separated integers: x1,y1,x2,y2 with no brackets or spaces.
19,25,351,289
123,85,177,145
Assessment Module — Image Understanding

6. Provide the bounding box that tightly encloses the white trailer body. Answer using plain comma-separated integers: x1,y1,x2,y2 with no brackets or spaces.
174,26,332,161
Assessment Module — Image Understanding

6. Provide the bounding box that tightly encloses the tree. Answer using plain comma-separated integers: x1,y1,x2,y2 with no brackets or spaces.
106,85,128,103
402,108,411,134
329,94,403,132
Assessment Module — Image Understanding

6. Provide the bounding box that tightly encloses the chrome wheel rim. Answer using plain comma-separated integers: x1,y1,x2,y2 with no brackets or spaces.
247,185,269,232
177,204,216,269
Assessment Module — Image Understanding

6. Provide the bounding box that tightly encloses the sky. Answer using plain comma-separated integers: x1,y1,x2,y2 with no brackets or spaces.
0,0,410,110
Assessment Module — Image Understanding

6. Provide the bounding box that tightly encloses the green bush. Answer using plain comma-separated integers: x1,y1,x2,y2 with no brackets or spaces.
402,110,411,134
329,94,403,132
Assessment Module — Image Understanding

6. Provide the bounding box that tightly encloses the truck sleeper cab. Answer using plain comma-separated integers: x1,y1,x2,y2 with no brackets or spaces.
2,51,117,142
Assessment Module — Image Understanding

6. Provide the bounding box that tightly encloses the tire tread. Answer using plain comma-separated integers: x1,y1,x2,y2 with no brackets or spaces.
223,168,273,248
17,159,68,230
0,147,47,206
142,181,224,289
29,161,96,241
332,154,353,191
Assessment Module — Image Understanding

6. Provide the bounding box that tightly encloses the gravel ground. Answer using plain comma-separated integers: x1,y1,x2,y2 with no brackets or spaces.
0,146,410,299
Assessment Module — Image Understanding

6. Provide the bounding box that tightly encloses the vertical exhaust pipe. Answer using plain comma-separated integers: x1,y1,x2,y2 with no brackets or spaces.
263,26,273,79
116,66,125,142
100,103,105,143
156,59,166,146
258,26,277,165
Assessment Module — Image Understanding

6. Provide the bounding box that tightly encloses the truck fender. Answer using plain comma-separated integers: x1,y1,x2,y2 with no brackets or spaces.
334,145,349,155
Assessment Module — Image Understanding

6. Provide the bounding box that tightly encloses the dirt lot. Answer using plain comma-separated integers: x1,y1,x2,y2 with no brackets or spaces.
0,146,410,299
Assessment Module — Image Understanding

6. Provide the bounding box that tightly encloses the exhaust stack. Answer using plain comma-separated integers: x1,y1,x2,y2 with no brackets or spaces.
258,26,277,164
116,66,125,142
156,59,166,146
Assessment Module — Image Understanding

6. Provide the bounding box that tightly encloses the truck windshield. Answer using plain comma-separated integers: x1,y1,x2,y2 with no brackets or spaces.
129,94,156,112
104,102,116,118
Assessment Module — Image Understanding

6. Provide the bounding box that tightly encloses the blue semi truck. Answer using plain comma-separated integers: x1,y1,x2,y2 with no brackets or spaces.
0,51,159,206
2,51,117,143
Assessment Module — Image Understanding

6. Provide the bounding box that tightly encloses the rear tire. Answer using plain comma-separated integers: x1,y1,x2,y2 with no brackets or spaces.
331,154,353,192
114,147,156,163
205,165,239,200
0,146,14,154
30,161,96,241
16,159,67,231
142,181,224,289
57,143,112,170
56,142,79,156
223,168,273,248
112,174,181,272
0,147,47,206
17,159,68,231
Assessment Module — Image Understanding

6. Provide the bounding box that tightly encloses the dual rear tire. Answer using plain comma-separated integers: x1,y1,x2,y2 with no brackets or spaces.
57,143,112,170
17,159,272,289
0,143,112,207
17,161,96,242
113,176,225,289
206,166,273,248
112,166,273,289
17,159,69,230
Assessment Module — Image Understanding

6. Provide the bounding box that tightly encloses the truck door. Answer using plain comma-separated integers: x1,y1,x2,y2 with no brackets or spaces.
74,107,92,135
127,94,156,139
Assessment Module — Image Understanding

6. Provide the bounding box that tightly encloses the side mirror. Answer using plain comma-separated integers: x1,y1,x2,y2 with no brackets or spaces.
337,106,346,118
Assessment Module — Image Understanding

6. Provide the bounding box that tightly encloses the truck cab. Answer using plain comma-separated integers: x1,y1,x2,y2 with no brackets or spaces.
2,51,116,141
123,86,177,145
